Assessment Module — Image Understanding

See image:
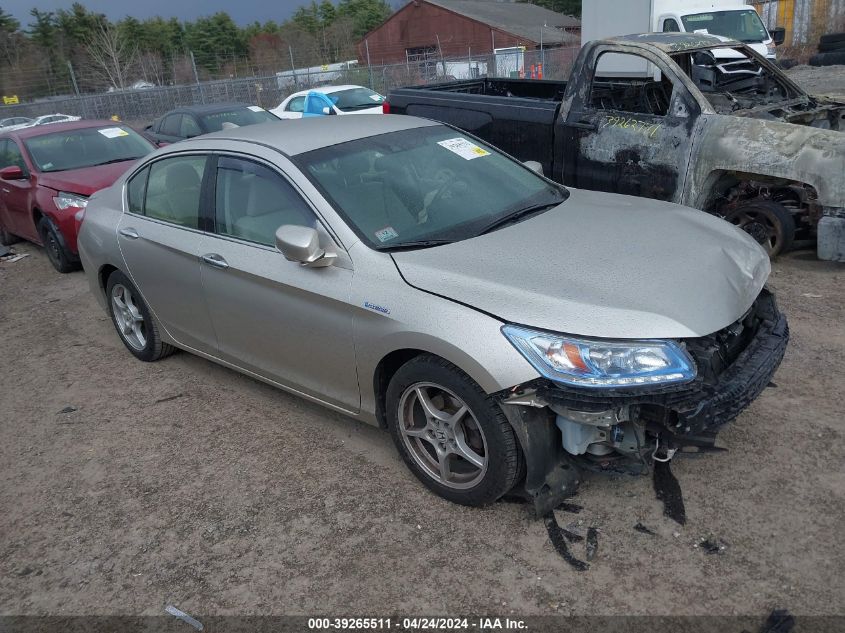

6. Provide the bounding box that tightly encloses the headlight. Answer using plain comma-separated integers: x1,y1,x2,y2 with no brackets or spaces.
53,192,88,211
502,325,696,388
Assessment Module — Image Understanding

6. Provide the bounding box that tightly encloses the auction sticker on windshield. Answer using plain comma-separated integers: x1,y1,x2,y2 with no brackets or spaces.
437,138,490,160
98,127,129,138
374,226,399,242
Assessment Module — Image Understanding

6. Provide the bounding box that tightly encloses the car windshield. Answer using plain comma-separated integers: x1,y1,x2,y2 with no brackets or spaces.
681,10,769,43
24,125,154,173
330,88,385,112
200,107,278,132
296,125,566,249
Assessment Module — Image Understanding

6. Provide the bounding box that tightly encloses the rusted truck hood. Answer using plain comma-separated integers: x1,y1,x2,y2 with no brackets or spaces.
392,188,770,340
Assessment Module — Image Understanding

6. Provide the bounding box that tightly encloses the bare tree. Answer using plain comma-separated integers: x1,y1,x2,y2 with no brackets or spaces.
85,23,138,91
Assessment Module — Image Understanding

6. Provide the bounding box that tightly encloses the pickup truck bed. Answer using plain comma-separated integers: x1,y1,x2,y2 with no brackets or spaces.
387,78,566,176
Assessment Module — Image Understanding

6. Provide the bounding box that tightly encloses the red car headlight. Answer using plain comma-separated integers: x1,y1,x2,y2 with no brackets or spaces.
53,192,89,211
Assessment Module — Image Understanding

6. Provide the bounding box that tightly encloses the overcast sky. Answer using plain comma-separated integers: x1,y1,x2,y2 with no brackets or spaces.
4,0,314,26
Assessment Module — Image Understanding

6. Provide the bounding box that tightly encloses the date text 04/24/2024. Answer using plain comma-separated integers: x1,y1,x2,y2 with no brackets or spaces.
307,618,528,630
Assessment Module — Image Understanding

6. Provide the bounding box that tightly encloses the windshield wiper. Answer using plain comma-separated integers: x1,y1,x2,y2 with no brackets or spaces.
374,239,454,252
476,201,561,236
89,157,142,167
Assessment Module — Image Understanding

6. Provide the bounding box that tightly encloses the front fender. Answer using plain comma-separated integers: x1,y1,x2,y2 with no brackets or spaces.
684,114,845,209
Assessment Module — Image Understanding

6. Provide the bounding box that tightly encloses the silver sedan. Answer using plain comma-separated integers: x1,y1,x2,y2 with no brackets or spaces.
78,115,787,511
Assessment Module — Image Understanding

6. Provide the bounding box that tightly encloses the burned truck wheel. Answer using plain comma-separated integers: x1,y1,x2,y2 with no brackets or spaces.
725,199,796,257
386,354,523,507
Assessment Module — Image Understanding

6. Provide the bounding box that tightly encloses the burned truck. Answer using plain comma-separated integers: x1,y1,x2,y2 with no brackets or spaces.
385,33,845,260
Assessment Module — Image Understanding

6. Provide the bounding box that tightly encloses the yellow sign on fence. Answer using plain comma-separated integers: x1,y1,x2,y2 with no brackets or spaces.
2,95,19,105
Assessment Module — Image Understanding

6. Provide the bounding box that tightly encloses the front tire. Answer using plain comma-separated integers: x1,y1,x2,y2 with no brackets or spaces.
38,217,78,273
386,354,522,506
724,199,796,257
106,271,175,362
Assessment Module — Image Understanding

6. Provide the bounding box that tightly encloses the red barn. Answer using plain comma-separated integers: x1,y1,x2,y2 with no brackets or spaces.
357,0,581,65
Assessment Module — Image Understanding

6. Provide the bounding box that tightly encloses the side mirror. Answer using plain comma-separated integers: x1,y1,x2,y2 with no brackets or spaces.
771,27,786,46
0,166,25,180
321,106,335,116
275,224,336,268
524,160,543,175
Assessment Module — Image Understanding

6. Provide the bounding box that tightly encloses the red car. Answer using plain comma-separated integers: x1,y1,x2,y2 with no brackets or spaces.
0,120,155,272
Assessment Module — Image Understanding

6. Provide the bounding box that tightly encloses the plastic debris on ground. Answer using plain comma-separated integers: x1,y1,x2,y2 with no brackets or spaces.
585,527,599,561
164,605,204,631
696,536,728,554
634,522,658,536
0,249,29,263
543,513,589,572
653,459,687,525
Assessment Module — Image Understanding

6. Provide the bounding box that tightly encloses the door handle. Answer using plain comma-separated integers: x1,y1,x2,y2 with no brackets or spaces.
566,121,598,131
201,253,229,269
1,188,9,194
118,228,139,239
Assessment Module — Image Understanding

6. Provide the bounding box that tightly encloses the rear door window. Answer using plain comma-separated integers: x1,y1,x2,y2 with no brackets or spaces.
286,96,306,113
127,167,148,214
180,115,202,138
143,156,207,228
160,114,182,137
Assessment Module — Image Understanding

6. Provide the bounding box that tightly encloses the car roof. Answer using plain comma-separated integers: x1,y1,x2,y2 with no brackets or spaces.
291,84,372,98
185,115,440,156
0,119,125,140
167,102,259,116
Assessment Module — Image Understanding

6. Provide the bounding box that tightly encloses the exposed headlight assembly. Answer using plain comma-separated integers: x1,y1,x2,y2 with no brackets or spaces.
502,325,696,388
53,192,88,211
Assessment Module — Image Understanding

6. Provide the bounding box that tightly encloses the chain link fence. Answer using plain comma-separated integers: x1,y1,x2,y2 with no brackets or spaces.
0,46,580,128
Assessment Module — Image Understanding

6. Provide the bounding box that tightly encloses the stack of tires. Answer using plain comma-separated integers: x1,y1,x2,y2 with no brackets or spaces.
810,33,845,66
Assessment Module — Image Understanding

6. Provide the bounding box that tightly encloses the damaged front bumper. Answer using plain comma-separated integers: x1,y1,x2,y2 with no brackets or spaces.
499,289,788,515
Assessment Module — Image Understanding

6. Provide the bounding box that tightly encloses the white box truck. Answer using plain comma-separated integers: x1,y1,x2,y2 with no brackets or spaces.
582,0,784,75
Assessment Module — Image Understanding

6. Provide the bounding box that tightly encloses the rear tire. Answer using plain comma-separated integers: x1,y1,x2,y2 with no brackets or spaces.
0,226,20,246
810,51,845,66
106,270,176,362
819,32,845,46
385,354,522,506
37,217,78,273
724,199,796,258
818,40,845,53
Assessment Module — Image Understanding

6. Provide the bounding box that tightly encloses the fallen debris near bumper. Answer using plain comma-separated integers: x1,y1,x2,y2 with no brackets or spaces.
653,460,687,526
697,537,728,555
585,527,599,561
634,522,658,536
544,513,589,572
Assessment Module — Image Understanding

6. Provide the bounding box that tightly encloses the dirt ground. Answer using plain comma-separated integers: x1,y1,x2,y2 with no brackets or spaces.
787,64,845,96
0,241,843,621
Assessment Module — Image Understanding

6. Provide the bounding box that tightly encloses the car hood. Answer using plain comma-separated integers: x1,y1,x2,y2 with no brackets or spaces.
37,160,139,196
391,188,771,339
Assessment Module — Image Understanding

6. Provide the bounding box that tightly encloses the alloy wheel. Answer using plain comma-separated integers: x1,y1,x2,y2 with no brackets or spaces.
111,283,147,351
397,382,488,489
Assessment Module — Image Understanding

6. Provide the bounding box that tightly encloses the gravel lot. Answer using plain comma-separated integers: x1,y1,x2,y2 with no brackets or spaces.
787,64,845,96
0,241,843,621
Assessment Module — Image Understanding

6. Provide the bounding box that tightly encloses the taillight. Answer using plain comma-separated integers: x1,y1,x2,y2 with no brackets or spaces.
382,101,391,114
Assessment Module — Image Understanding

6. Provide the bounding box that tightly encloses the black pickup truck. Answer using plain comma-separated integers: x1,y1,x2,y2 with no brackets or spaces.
386,33,845,260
